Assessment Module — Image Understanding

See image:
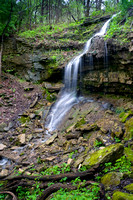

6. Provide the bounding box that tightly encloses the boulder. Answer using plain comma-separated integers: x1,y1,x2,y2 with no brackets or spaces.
0,144,7,150
42,82,63,92
18,134,26,144
124,184,133,192
45,133,58,145
124,118,133,140
74,156,84,168
0,122,7,132
82,143,124,167
0,169,9,176
112,191,133,200
76,123,99,132
4,121,14,131
101,172,123,189
124,147,133,163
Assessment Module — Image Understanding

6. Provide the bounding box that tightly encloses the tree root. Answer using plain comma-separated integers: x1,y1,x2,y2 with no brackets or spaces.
38,181,105,200
4,164,99,182
38,183,76,200
0,164,104,200
0,191,18,200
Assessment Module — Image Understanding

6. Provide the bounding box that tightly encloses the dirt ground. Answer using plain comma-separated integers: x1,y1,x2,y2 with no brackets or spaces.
0,73,43,124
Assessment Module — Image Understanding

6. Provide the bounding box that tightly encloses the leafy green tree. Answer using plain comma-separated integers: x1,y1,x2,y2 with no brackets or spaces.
0,0,15,77
120,0,133,12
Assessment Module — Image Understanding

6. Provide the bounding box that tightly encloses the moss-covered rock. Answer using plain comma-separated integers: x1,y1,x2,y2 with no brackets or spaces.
124,147,133,163
74,117,86,128
0,122,7,132
112,191,133,200
124,117,133,140
119,110,133,123
101,172,123,189
124,184,133,192
76,123,99,132
82,143,124,167
111,124,123,138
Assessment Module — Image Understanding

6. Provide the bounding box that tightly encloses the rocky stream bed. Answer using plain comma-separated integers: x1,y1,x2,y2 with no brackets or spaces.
0,74,133,200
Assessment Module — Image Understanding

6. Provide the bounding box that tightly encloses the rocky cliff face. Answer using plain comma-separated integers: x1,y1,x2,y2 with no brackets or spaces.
2,22,133,96
82,32,133,96
2,37,65,82
1,15,111,83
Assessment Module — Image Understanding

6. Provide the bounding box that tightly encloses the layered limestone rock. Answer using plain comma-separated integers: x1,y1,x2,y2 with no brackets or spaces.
2,23,133,95
82,33,133,96
2,38,63,82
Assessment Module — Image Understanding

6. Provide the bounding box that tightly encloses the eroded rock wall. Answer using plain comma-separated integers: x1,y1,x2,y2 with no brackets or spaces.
2,28,133,96
82,32,133,96
2,37,63,82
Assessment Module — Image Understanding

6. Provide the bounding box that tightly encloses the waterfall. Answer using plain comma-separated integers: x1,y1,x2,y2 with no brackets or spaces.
45,14,117,133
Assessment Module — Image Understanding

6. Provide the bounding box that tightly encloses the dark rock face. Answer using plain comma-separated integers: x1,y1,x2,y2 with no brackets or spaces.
2,31,133,96
2,37,63,82
81,33,133,96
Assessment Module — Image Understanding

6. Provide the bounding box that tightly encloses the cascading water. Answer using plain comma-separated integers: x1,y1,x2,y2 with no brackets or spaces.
46,14,117,133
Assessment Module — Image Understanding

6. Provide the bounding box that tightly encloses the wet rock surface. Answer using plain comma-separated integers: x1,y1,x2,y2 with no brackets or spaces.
82,33,133,96
0,76,133,199
0,13,132,199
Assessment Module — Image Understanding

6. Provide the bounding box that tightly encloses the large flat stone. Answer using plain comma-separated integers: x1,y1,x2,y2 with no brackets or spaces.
82,143,124,167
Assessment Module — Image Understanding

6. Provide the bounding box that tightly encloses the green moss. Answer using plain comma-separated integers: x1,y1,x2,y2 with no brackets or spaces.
75,118,86,128
124,184,133,192
112,191,133,200
124,147,133,163
18,116,30,124
83,143,124,167
20,152,24,156
22,129,26,133
101,172,123,189
15,140,21,146
9,137,14,142
104,14,132,44
119,111,126,118
119,110,133,123
46,93,56,102
124,118,133,140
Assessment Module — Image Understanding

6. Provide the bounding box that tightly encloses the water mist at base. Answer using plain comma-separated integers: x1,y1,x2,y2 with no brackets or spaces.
45,14,117,133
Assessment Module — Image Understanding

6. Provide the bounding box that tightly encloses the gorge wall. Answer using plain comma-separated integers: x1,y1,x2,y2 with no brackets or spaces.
2,20,133,96
82,32,133,96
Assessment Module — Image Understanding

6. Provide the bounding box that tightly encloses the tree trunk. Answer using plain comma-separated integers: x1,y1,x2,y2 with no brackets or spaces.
45,0,49,23
76,0,80,20
86,0,90,17
0,0,13,79
83,0,86,17
98,0,102,10
48,0,51,24
0,37,3,78
66,1,77,22
41,0,45,23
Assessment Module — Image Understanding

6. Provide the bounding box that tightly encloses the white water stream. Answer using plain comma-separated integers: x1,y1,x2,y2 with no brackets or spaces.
46,14,117,133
